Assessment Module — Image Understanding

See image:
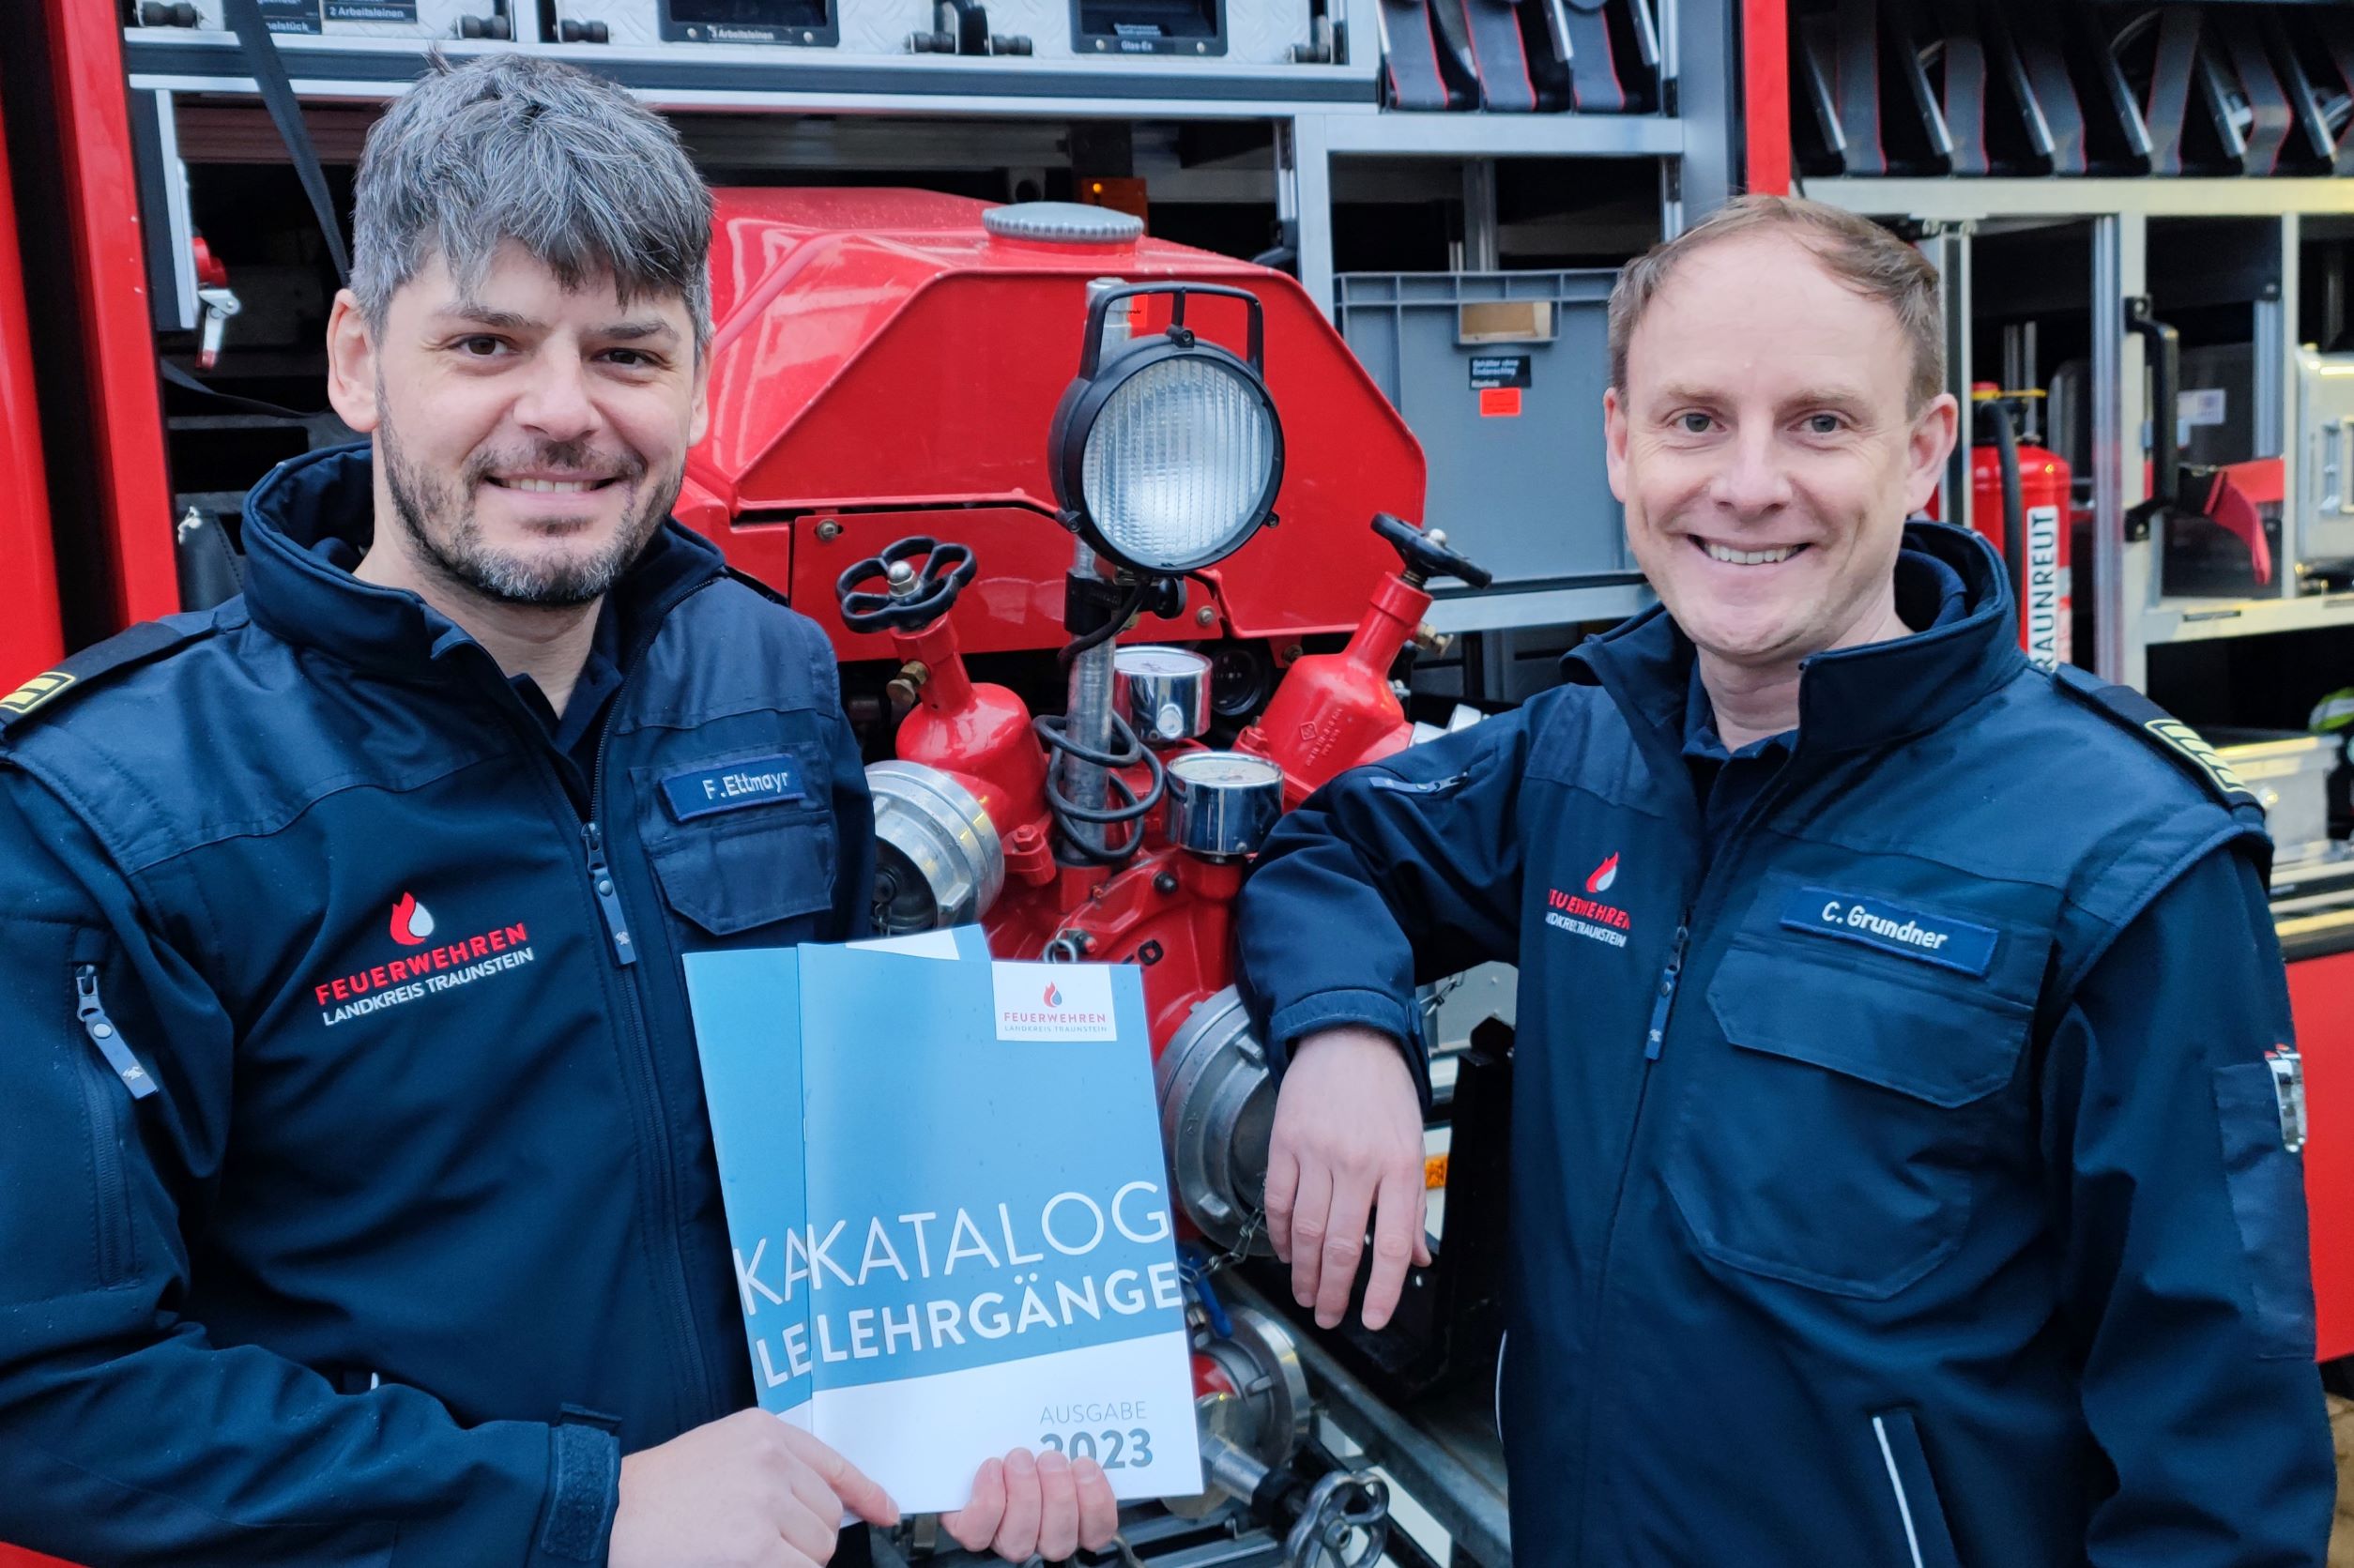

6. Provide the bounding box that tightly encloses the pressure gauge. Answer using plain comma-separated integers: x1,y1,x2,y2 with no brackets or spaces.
1165,750,1283,860
1114,646,1213,746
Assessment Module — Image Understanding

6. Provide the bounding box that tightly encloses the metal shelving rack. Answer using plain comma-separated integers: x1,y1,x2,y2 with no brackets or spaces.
121,1,1735,325
1807,176,2354,692
119,2,1735,652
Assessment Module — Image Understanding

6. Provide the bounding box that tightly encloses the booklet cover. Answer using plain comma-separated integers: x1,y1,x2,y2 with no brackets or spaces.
683,935,1204,1514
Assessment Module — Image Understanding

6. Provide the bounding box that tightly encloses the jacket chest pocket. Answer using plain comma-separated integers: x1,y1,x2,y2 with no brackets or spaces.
1664,941,2033,1300
635,745,839,947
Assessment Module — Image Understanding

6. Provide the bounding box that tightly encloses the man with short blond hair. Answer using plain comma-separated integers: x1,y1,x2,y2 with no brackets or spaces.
1239,195,2334,1564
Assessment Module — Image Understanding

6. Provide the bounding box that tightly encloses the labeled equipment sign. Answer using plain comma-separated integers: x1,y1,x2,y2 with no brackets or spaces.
1471,356,1530,418
256,0,323,30
1469,355,1533,390
253,0,421,25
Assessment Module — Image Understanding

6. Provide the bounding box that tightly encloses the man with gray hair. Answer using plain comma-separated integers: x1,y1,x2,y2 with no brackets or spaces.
0,53,1110,1567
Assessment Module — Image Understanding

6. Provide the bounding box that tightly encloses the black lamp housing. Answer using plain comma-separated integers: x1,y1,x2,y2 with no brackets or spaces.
1047,282,1287,576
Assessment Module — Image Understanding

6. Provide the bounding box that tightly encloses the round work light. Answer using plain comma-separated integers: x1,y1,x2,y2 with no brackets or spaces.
1049,282,1286,576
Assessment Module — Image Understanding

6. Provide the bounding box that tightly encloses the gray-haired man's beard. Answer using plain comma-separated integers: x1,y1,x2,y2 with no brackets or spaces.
377,407,682,609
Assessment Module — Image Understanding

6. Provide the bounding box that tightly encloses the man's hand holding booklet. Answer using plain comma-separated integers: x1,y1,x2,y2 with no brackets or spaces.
683,925,1205,1535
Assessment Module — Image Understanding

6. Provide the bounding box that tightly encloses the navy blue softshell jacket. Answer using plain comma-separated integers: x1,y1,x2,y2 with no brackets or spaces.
1236,525,2335,1566
0,447,873,1564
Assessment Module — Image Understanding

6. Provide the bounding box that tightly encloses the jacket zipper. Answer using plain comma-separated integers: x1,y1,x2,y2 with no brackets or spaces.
581,821,637,967
77,964,158,1101
72,963,148,1286
459,582,726,1432
1572,762,1800,1549
575,591,727,1420
1642,921,1690,1061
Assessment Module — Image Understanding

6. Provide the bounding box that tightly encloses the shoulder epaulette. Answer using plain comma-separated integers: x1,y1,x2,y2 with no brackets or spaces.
0,617,216,740
2051,663,2261,811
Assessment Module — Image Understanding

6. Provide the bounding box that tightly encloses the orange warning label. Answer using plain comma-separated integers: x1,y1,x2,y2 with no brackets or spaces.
1479,388,1522,418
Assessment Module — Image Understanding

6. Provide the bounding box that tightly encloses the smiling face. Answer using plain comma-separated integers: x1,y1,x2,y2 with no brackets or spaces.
327,240,710,610
1604,229,1956,674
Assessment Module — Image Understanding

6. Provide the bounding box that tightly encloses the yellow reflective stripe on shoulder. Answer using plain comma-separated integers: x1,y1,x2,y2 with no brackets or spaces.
2144,718,2256,801
0,671,75,717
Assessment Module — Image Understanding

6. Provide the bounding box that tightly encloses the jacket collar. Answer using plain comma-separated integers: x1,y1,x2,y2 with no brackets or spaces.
1566,521,2027,761
240,443,725,679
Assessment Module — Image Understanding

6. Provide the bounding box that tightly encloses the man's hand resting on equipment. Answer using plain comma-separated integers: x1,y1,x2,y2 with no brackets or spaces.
1263,1026,1432,1332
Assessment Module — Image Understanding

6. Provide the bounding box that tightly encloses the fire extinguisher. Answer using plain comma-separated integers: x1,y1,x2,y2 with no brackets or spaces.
1969,383,2072,672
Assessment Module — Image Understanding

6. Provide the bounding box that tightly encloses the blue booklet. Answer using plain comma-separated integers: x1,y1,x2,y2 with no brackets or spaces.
683,931,1204,1513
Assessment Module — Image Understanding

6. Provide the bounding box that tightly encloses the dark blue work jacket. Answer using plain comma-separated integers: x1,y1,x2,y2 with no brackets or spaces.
0,446,872,1565
1237,525,2334,1567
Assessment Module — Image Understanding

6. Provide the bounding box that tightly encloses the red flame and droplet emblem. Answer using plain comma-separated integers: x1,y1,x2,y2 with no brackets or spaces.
1043,982,1063,1009
390,892,437,948
1585,853,1620,895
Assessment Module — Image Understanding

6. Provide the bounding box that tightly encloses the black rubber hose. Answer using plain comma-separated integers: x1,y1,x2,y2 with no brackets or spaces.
1056,577,1151,673
1992,396,2027,617
1032,710,1168,864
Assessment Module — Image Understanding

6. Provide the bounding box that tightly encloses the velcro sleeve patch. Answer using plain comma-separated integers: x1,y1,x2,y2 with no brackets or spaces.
1780,887,1999,976
661,754,805,821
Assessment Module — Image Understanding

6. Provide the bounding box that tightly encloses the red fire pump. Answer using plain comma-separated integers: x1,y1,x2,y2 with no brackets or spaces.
680,193,1492,1559
1967,384,2073,673
670,189,1423,669
673,189,1460,1247
835,280,1492,1564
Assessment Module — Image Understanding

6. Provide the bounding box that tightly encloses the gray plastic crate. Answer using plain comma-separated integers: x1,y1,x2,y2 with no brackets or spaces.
1335,270,1628,597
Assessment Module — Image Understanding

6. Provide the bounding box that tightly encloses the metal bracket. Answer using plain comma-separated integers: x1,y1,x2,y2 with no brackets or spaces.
196,285,242,372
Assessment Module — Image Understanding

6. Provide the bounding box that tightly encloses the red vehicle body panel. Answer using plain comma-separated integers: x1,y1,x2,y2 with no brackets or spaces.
1743,0,1793,194
679,189,1427,660
2287,949,2354,1362
38,0,177,636
0,76,66,687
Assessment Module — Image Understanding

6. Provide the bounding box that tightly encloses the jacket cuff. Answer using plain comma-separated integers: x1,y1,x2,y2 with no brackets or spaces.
531,1413,621,1565
1267,988,1432,1111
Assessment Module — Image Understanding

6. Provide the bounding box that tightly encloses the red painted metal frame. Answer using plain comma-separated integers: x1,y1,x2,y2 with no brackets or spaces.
43,0,178,634
0,78,66,687
0,1547,76,1568
2286,950,2354,1363
1743,0,1794,195
680,188,1426,656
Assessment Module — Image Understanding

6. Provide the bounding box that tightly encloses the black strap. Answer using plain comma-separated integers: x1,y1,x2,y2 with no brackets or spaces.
2143,8,2199,178
1834,0,1887,175
2318,11,2354,176
1941,5,1989,175
159,359,324,421
1456,0,1536,112
1558,3,1626,113
1378,0,1455,110
1795,13,1851,164
221,0,351,288
2009,3,2087,174
2214,15,2292,175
